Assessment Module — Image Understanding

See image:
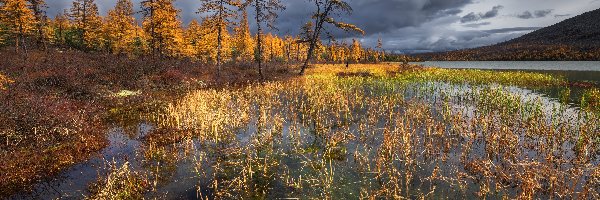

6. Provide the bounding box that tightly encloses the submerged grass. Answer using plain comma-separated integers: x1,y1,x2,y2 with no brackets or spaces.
145,64,599,199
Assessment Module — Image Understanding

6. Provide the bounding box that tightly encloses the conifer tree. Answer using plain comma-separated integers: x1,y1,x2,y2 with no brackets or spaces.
50,11,69,45
105,0,136,55
376,37,384,62
0,0,36,53
199,0,241,73
350,38,361,63
232,7,254,63
246,0,284,79
184,19,202,59
141,0,185,57
27,0,47,48
69,0,103,50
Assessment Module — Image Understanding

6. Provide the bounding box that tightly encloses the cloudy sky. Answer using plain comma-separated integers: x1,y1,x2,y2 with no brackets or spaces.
46,0,600,53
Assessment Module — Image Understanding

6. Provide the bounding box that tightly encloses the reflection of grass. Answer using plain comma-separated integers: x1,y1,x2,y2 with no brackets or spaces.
88,161,148,200
150,64,599,199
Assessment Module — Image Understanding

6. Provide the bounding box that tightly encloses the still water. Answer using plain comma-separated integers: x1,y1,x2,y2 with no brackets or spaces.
414,61,600,82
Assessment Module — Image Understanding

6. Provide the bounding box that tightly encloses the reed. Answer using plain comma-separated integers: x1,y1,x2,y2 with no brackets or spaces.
146,64,598,199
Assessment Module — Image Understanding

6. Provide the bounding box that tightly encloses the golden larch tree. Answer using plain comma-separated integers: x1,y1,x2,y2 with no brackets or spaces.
104,0,137,55
0,0,36,52
199,0,241,72
49,11,70,45
232,7,254,63
350,38,361,63
27,0,47,48
69,0,103,50
246,0,284,79
141,0,185,57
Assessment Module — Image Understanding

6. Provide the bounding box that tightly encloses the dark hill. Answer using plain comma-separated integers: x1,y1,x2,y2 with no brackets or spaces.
417,8,600,61
503,8,600,47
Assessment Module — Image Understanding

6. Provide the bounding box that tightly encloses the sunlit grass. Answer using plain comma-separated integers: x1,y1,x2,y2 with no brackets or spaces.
147,64,599,199
87,161,148,200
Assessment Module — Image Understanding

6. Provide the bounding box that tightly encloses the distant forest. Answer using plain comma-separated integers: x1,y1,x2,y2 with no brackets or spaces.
0,0,416,72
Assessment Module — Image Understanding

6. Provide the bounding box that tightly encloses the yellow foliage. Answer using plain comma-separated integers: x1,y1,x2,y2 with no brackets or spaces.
0,72,13,90
141,0,185,57
0,0,36,46
232,9,254,62
104,0,138,55
185,19,231,63
70,0,104,49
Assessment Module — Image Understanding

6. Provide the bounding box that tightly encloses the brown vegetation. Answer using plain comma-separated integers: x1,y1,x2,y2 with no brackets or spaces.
0,48,295,197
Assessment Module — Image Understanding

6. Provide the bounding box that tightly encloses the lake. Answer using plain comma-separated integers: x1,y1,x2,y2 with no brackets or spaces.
413,61,600,82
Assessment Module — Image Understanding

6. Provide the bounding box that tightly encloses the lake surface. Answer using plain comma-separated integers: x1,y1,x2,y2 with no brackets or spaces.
413,61,600,82
414,61,600,71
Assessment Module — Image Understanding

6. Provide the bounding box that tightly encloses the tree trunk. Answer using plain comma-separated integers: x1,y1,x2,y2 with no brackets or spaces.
299,40,316,75
255,1,264,80
217,22,223,75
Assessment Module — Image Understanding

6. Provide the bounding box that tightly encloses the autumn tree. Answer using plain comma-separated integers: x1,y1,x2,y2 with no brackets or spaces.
184,19,202,59
141,0,185,57
199,0,241,73
69,0,103,50
349,38,361,63
232,7,254,63
376,37,384,62
185,18,231,63
50,11,69,45
27,0,47,48
299,0,363,75
105,0,137,55
246,0,284,79
0,0,36,53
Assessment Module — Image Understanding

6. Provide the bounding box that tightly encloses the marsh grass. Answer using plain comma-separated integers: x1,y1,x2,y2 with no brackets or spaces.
145,64,599,199
87,161,149,200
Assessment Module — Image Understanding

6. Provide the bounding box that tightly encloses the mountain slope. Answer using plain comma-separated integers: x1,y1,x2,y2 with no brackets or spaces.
417,8,600,61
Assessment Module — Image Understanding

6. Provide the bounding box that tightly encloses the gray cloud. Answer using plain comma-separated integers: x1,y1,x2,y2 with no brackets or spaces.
463,22,491,28
517,11,534,19
517,9,553,19
534,9,553,17
554,14,571,18
460,5,503,23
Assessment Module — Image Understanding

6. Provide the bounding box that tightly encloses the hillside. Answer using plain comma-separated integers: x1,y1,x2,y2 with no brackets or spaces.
417,8,600,61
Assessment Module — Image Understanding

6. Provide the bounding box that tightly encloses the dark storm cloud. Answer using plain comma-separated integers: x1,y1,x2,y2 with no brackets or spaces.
460,5,503,23
517,9,553,19
270,0,473,38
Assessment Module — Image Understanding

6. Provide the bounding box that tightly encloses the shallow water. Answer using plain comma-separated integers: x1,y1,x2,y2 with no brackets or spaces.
11,73,600,199
414,61,600,82
10,124,152,200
